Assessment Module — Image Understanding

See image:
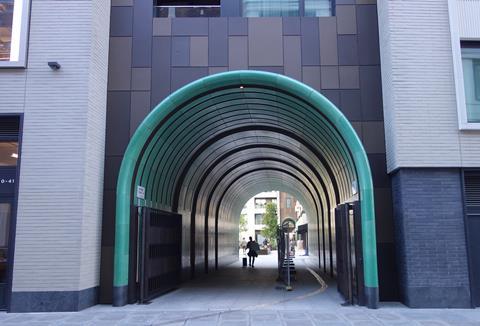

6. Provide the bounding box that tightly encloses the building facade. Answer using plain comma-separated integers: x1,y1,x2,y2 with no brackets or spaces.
0,0,477,312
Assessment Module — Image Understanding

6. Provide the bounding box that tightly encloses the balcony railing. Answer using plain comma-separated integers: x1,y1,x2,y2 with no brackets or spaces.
154,5,221,18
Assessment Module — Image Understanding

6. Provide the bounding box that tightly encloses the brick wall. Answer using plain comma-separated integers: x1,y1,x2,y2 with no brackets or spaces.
391,168,471,307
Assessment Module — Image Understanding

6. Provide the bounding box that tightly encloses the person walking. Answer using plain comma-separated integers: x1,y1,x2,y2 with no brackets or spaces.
246,236,260,267
240,237,247,254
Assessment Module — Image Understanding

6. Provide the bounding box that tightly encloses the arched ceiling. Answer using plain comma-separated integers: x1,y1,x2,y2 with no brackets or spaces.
114,70,378,308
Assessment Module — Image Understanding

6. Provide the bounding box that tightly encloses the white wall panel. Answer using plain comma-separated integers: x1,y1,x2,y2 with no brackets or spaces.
377,0,480,172
457,0,480,39
0,0,110,292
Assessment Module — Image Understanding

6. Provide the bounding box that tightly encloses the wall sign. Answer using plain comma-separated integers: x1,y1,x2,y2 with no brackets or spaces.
136,186,145,199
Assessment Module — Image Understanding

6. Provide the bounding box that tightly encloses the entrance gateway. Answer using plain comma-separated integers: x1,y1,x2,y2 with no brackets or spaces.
113,71,379,308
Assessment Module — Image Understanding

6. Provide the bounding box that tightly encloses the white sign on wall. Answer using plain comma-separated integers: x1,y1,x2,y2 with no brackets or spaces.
136,186,145,199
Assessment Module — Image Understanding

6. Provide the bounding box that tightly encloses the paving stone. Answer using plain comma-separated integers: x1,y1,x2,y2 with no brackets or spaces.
96,312,128,321
418,321,448,326
312,321,349,326
344,312,373,321
281,311,307,319
220,311,249,320
285,320,314,326
310,312,340,321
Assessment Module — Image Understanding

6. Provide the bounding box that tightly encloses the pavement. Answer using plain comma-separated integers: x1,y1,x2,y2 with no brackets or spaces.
0,252,479,325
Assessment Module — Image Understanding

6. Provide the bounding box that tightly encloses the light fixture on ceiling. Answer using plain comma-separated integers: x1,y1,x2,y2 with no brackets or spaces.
239,86,244,89
11,153,18,158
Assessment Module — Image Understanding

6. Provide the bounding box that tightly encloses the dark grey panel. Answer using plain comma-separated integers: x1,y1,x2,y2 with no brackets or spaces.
108,37,132,91
172,37,190,66
283,36,302,81
110,6,133,37
104,156,123,191
359,65,383,121
171,67,209,91
283,17,301,35
374,188,394,242
151,37,171,106
153,18,172,36
172,18,209,36
250,67,284,74
132,68,151,91
248,18,283,67
106,91,131,156
336,5,357,35
356,0,377,4
320,89,340,108
209,67,228,75
319,17,338,66
339,89,362,121
99,246,113,303
362,121,385,154
101,190,116,246
301,18,320,65
190,37,209,67
132,0,152,67
357,5,380,65
112,0,133,5
222,0,242,17
131,91,151,136
209,18,228,66
336,0,355,3
10,287,98,312
229,36,248,70
228,17,248,36
302,66,321,91
320,66,339,89
368,154,389,188
337,35,359,65
339,66,359,89
351,121,363,140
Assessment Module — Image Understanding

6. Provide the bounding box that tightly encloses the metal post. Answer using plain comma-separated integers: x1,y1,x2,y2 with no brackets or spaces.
139,207,146,304
285,231,292,291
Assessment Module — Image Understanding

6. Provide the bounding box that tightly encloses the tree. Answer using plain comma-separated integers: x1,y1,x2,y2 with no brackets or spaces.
261,202,278,248
239,213,248,233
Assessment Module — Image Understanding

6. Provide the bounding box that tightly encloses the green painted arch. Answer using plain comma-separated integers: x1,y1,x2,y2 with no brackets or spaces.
114,70,378,308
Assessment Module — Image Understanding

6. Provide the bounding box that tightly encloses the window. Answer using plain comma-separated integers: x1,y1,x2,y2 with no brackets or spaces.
0,0,30,67
154,0,220,18
462,46,480,123
254,213,264,225
254,197,277,209
304,0,332,17
242,0,332,17
286,197,291,208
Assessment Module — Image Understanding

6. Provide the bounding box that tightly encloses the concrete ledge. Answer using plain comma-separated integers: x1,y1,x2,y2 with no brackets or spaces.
405,286,472,308
9,287,98,312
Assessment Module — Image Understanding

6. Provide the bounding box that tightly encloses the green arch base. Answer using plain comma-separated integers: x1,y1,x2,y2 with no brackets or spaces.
113,70,379,308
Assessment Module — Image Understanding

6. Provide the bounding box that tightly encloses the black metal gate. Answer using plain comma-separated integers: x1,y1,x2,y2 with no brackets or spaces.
140,208,182,302
464,171,480,307
335,201,365,305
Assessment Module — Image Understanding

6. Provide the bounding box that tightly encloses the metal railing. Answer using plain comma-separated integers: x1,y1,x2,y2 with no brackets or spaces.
154,5,220,18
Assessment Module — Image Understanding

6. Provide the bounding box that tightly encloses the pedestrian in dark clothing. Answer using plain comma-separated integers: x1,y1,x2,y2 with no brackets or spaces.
246,236,260,267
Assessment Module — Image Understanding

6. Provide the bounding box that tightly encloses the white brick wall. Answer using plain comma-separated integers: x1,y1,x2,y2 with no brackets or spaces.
377,0,480,172
0,0,110,292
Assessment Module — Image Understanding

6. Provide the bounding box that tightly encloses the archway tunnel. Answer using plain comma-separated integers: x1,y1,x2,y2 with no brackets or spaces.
113,71,378,308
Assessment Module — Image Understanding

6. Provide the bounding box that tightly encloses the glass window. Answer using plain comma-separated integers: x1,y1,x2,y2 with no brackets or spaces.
0,0,29,67
254,197,277,209
304,0,332,17
462,47,480,123
286,197,291,208
243,0,299,17
154,0,220,18
0,142,18,166
254,213,263,225
0,202,11,284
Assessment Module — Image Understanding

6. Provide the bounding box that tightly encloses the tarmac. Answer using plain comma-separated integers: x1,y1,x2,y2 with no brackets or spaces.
0,251,479,325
